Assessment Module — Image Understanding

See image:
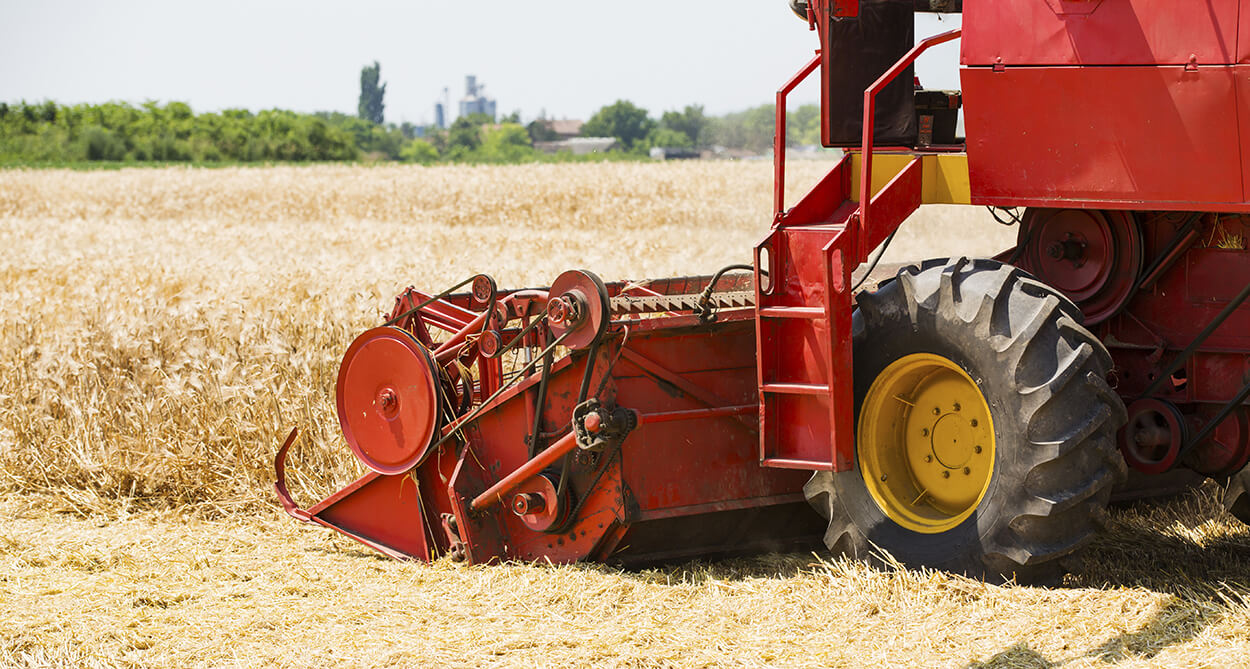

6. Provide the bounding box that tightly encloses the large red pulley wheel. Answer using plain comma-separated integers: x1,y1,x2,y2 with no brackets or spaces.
336,326,443,475
1015,209,1142,325
547,269,610,350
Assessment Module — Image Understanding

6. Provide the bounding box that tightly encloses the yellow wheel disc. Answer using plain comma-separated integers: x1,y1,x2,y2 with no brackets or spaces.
858,353,996,533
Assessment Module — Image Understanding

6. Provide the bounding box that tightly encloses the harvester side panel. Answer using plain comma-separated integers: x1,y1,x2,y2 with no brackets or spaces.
1242,8,1250,63
444,316,819,565
963,65,1245,208
961,0,1240,66
1239,70,1250,200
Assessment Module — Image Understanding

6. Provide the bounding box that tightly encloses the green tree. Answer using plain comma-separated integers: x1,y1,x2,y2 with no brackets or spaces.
358,61,386,124
399,138,439,163
446,113,492,158
704,104,776,153
645,127,693,150
582,100,655,151
788,104,822,146
477,123,533,162
660,104,707,147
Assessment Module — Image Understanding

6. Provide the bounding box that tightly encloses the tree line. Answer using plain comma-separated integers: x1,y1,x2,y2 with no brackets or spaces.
0,99,825,166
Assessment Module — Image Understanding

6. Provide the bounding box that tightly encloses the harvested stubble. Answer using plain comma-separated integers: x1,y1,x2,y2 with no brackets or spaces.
1,485,1248,668
1,163,1246,668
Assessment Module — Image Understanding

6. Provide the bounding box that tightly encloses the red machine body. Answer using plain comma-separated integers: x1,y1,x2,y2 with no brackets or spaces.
275,0,1250,573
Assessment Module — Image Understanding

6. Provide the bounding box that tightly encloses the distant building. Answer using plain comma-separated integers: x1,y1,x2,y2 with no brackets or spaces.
534,119,584,140
434,102,445,130
534,137,618,155
459,75,496,121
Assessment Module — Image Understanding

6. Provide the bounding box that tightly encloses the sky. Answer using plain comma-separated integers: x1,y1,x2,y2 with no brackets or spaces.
0,1,962,125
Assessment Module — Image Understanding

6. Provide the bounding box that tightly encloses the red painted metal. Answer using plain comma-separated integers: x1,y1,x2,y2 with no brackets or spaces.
775,52,824,218
336,327,442,475
511,474,565,532
471,431,578,512
547,270,610,350
1020,211,1250,477
1237,67,1250,200
752,32,951,473
1185,407,1250,476
273,428,310,522
639,405,755,425
963,66,1243,207
962,0,1239,67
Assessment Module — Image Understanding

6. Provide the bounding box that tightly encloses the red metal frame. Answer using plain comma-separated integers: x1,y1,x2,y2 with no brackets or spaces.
775,52,823,218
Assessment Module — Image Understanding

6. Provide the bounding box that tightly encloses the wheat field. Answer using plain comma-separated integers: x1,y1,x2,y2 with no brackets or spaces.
2,162,1248,668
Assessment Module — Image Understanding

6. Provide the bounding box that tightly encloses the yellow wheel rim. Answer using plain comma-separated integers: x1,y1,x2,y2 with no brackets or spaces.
858,353,996,534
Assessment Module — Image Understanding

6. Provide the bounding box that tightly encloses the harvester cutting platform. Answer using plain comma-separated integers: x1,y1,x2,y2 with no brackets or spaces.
275,0,1250,581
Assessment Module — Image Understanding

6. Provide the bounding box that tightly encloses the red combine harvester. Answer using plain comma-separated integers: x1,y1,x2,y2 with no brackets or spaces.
275,0,1250,581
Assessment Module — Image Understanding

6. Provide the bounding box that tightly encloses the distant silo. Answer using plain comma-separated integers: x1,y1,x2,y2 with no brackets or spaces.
458,75,497,121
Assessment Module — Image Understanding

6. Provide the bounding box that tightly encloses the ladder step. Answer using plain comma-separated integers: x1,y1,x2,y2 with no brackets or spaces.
758,306,824,319
761,382,831,395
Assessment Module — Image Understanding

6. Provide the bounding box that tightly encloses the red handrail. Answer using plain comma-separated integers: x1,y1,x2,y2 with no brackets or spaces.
774,52,823,219
857,28,962,256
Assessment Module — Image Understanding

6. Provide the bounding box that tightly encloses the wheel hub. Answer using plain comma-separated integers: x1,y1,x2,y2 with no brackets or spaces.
858,353,996,533
931,414,975,469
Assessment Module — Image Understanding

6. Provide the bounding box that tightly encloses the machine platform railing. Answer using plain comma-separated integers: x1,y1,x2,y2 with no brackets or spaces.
773,51,823,219
856,28,961,256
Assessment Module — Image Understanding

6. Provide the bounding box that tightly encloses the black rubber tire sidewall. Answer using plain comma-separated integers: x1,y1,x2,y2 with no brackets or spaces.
834,310,1029,575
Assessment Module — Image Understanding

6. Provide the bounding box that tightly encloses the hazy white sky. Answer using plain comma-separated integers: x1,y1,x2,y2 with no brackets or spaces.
0,1,961,124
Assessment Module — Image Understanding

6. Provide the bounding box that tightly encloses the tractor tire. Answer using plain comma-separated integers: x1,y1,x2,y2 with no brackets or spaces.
804,258,1128,583
1224,466,1250,525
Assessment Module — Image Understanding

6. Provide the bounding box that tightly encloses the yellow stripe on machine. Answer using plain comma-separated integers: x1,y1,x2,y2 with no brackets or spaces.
848,152,970,205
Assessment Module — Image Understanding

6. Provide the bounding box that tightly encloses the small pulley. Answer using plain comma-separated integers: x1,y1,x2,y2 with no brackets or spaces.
335,326,443,475
509,473,569,533
1119,398,1186,475
547,269,610,350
